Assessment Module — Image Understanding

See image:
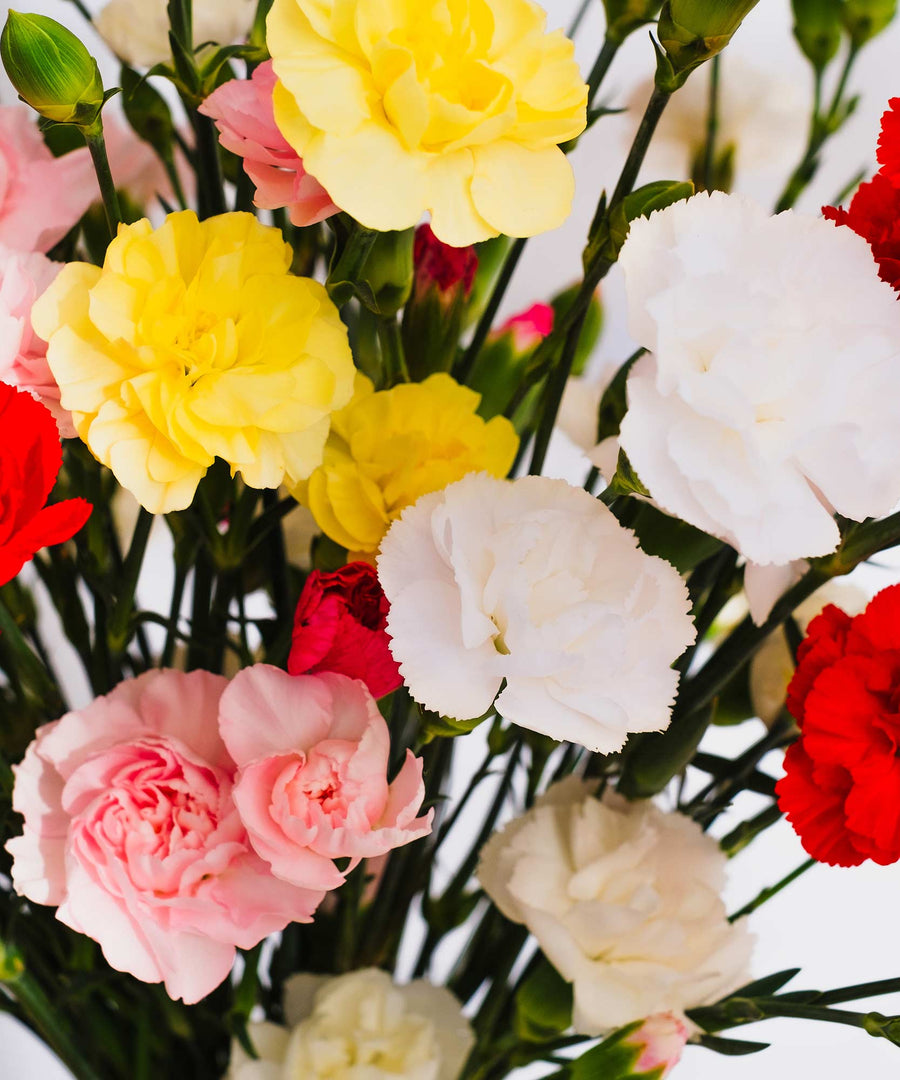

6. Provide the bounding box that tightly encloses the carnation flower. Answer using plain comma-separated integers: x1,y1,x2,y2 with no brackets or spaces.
96,0,255,67
0,105,95,254
31,210,355,514
219,666,432,891
0,385,91,586
749,581,868,726
625,1014,690,1078
413,224,479,298
288,562,402,698
0,246,74,436
776,584,900,867
494,301,555,353
477,778,753,1033
825,98,900,292
267,0,588,246
618,191,900,567
199,62,339,228
377,474,695,752
228,969,474,1080
6,670,325,1004
297,373,518,555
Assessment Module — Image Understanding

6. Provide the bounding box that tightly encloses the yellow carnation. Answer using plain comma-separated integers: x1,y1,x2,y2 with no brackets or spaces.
295,372,519,553
268,0,588,247
32,211,355,514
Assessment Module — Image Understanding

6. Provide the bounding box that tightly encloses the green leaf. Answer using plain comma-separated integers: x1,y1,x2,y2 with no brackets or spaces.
596,349,644,444
609,449,651,498
622,179,695,222
421,711,489,741
120,65,175,156
732,969,801,999
515,961,574,1042
570,1024,647,1079
696,1033,771,1056
618,702,714,799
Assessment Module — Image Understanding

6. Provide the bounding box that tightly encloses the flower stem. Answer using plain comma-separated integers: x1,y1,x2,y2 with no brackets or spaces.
84,121,122,239
587,36,621,106
728,858,816,922
700,55,722,191
378,316,410,384
528,86,671,475
108,508,153,654
191,112,227,218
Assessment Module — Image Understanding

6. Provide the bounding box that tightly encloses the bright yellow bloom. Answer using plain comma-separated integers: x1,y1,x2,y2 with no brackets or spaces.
295,372,519,553
32,211,355,514
268,0,588,247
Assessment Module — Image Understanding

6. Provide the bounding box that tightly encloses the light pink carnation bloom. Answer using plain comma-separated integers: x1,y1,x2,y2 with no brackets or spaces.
0,246,74,436
6,670,325,1004
219,666,433,892
626,1013,689,1077
199,62,339,227
0,106,95,253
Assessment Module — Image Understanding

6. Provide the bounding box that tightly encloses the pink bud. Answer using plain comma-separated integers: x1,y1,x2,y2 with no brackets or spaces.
626,1013,689,1077
497,302,555,352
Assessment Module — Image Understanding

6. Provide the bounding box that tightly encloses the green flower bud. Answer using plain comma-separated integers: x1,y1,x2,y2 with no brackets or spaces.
791,0,843,70
359,228,415,318
656,0,761,88
1,11,105,127
601,0,664,44
841,0,898,47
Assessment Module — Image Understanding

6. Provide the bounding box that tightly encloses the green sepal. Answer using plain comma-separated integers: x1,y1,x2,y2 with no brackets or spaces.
609,449,652,498
514,960,574,1043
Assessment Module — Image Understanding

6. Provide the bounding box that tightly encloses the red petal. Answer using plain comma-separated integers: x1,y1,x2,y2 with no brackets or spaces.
0,498,92,586
777,743,863,867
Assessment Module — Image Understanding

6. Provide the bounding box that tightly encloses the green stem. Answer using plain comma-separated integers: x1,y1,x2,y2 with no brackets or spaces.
817,978,900,1007
191,112,227,218
700,55,721,191
587,36,620,105
568,0,593,35
378,316,411,384
0,600,61,711
528,86,671,475
84,121,122,239
455,238,526,384
720,801,784,857
728,859,816,922
108,508,153,653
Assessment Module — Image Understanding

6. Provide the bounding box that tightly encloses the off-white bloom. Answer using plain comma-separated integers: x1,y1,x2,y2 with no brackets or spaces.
558,373,620,481
618,192,900,567
378,474,695,753
96,0,255,67
749,581,869,725
227,969,473,1080
477,778,753,1035
630,58,806,179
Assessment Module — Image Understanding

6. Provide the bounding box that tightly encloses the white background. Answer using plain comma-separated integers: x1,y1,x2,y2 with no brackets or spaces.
4,0,900,1077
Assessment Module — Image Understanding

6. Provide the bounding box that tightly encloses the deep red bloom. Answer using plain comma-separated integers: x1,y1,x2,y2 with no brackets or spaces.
776,586,900,867
876,98,900,183
0,384,91,586
288,562,402,698
824,98,900,291
413,224,478,297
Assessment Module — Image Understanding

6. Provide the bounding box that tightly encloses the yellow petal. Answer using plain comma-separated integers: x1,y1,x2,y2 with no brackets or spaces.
471,140,574,237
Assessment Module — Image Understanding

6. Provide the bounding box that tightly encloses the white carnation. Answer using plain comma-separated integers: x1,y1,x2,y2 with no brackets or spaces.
228,969,473,1080
618,192,900,566
477,778,753,1034
377,474,695,753
96,0,255,67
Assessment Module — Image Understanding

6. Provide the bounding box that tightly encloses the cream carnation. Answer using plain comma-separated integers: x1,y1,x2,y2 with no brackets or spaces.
477,778,753,1034
618,192,900,566
377,474,695,753
96,0,255,67
228,969,474,1080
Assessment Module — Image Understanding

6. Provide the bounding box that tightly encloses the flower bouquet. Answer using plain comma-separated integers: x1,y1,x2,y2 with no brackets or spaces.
2,0,900,1077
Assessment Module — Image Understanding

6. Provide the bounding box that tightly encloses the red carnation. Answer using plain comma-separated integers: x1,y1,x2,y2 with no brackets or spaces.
776,585,900,867
824,98,900,291
288,562,402,699
413,224,478,297
0,384,91,586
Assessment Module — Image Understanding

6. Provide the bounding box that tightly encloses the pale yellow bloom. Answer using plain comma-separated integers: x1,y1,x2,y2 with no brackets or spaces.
294,372,519,553
268,0,588,247
32,211,354,514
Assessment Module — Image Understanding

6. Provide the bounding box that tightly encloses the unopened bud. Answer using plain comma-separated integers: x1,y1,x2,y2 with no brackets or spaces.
656,0,761,88
360,228,415,317
841,0,898,47
601,0,664,44
469,302,554,422
1,11,105,127
623,1013,689,1078
792,0,843,70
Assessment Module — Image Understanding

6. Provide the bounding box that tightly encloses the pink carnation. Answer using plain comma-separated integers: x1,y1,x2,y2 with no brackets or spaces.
497,302,555,352
6,670,325,1004
199,62,338,227
0,106,96,253
0,246,74,436
219,666,433,892
625,1013,689,1077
